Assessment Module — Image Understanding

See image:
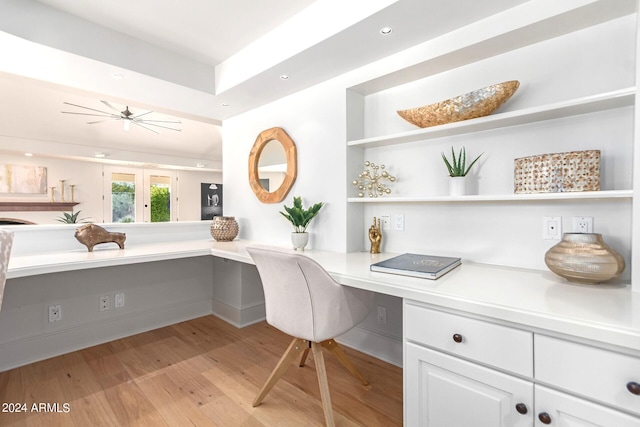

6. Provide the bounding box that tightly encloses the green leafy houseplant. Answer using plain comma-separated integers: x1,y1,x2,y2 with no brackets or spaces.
56,210,88,224
280,196,324,233
441,146,483,177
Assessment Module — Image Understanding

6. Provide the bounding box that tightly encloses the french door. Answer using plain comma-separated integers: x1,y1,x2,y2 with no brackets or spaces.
103,166,176,223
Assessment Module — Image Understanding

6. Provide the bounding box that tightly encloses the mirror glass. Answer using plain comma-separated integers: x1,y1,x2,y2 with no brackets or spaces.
257,140,287,193
248,127,297,204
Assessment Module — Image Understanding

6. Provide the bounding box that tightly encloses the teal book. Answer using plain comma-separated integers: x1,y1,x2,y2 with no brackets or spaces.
370,253,461,279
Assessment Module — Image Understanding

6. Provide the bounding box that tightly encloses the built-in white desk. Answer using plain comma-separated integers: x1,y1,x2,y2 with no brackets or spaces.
6,238,640,423
7,239,639,351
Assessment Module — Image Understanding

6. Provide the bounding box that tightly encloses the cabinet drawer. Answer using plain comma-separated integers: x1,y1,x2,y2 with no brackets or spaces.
535,335,640,416
404,302,533,377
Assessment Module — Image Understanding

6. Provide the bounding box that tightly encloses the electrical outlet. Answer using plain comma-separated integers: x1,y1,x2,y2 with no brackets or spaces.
381,215,391,231
543,216,562,240
99,295,110,311
573,216,593,233
376,305,387,325
392,213,404,231
115,293,125,309
48,305,61,323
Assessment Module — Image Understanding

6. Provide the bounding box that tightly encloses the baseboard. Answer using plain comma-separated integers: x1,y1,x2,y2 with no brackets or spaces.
0,299,212,372
212,299,265,328
337,325,403,367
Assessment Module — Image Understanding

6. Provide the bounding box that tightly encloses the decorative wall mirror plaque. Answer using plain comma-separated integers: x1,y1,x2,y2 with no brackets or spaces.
248,127,297,203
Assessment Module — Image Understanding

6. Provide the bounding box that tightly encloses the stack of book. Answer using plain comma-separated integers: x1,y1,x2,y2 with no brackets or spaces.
370,253,461,280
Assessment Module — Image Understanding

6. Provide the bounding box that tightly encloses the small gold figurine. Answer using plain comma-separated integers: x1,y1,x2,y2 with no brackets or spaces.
369,216,382,254
50,186,56,203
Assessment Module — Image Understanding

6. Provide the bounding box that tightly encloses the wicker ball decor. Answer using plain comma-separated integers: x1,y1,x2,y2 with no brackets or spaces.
397,80,520,128
210,216,239,241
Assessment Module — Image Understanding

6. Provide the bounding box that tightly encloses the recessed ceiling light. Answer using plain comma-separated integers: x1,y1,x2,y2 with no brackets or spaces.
24,153,33,157
380,27,393,35
94,152,106,158
111,72,124,80
221,103,230,107
280,75,289,80
196,163,206,168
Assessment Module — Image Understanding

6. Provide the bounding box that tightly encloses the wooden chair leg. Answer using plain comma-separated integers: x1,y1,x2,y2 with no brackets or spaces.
253,337,307,407
321,339,369,386
299,344,311,367
312,341,335,427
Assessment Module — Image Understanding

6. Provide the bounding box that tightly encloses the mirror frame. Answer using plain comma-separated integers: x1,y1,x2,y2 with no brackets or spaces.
248,127,297,203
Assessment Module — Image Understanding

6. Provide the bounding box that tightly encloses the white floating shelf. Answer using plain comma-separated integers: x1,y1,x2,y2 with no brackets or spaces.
347,190,633,203
347,88,635,149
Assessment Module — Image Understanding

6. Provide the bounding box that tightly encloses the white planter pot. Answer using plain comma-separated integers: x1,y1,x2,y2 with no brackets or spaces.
449,176,467,196
291,232,309,251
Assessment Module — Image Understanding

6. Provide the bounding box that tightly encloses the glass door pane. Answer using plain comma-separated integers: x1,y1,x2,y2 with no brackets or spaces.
111,172,136,223
149,174,171,222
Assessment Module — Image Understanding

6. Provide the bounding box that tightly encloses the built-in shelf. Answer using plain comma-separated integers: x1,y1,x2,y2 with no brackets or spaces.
347,190,633,203
347,88,635,149
0,202,79,212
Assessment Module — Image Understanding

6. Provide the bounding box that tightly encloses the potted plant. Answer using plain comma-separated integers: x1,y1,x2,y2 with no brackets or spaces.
56,210,88,224
280,196,324,250
441,146,483,196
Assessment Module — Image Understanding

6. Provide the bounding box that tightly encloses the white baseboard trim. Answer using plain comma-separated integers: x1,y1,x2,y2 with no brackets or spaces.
212,299,265,328
0,299,212,372
337,325,403,367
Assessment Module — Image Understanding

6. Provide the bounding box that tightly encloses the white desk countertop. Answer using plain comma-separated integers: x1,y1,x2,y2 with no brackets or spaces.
7,239,640,352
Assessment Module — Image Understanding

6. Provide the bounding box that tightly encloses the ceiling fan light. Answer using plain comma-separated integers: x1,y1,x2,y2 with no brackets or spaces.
123,120,130,131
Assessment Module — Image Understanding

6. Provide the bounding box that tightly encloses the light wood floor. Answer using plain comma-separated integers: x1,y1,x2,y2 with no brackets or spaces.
0,315,403,426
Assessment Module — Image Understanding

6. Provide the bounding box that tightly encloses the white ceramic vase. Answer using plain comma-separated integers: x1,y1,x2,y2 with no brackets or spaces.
449,176,467,196
291,232,309,251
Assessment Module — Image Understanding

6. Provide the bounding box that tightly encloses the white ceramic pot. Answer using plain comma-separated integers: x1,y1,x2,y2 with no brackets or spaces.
291,232,309,251
449,176,467,196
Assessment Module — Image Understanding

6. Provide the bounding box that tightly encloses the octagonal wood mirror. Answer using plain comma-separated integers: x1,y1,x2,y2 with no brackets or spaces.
248,127,297,203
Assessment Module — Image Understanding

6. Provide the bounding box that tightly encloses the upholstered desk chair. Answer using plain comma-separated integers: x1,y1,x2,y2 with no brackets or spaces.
0,230,14,312
247,245,373,426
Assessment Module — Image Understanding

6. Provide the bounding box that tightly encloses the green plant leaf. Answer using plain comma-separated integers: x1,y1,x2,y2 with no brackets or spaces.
280,197,324,232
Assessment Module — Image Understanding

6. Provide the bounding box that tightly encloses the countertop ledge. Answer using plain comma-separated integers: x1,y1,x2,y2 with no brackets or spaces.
6,239,639,353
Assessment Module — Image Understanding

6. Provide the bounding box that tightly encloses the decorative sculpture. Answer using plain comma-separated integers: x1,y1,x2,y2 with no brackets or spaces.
75,224,126,252
369,217,382,254
353,161,396,198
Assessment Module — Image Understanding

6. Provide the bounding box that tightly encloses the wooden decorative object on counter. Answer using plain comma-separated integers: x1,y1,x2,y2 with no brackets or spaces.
75,224,126,252
210,216,239,241
397,80,520,128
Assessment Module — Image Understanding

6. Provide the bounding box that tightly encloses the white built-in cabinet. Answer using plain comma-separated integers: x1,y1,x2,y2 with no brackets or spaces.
344,0,640,287
404,301,640,426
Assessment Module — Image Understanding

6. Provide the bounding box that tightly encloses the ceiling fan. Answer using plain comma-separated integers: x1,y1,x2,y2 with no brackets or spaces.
62,101,182,134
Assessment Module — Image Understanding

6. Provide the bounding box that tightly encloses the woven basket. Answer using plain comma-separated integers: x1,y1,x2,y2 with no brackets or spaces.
397,80,520,128
514,150,600,194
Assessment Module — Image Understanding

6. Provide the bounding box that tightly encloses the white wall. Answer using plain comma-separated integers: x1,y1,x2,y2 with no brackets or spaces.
223,82,349,252
0,152,222,224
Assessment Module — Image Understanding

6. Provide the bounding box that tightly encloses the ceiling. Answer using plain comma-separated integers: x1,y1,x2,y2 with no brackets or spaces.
0,0,526,170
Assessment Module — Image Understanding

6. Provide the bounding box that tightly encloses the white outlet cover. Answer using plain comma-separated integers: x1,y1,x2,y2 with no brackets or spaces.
543,216,562,240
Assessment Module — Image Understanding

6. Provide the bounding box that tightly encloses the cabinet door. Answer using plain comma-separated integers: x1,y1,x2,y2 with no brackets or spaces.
535,386,640,427
405,342,533,427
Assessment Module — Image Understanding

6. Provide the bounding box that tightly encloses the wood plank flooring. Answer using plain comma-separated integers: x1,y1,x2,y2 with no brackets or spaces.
0,315,403,426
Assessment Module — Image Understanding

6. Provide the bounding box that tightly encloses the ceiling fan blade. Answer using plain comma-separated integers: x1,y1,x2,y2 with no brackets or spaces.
132,121,160,134
62,111,119,118
136,121,182,132
138,119,182,124
130,110,153,119
101,100,122,114
63,102,115,116
86,118,122,124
